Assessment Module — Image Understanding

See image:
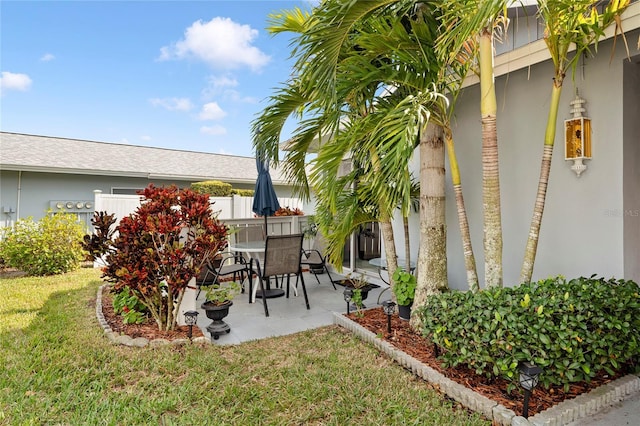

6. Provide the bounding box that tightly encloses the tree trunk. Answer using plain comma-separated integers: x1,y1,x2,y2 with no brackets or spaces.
479,28,503,289
411,122,447,330
521,75,564,283
379,219,398,290
403,216,411,272
444,126,479,292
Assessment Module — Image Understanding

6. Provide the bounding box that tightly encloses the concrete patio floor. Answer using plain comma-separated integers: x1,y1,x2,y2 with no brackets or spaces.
194,270,388,345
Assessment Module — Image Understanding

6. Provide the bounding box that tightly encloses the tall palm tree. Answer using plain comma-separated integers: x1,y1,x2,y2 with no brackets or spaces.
438,0,510,288
520,0,631,283
255,0,486,298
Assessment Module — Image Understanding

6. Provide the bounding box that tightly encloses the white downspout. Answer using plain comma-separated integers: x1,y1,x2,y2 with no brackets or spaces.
16,170,22,221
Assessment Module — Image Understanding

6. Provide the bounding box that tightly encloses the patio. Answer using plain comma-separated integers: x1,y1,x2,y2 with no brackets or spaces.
194,270,388,345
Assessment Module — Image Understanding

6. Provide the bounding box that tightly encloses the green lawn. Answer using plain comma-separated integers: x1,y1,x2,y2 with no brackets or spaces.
0,268,490,425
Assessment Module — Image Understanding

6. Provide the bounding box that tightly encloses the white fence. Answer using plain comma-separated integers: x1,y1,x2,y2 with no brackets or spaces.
93,193,304,224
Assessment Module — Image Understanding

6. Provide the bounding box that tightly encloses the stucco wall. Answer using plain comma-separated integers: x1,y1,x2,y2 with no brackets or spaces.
0,170,291,229
623,56,640,282
441,34,637,290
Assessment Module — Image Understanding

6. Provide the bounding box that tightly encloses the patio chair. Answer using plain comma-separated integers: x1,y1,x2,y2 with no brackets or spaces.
196,251,251,298
233,225,265,244
252,234,309,317
300,235,337,290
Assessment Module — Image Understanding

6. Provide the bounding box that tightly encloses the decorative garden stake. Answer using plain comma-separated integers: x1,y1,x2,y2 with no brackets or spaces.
343,288,353,315
381,300,396,333
519,361,543,418
184,310,199,340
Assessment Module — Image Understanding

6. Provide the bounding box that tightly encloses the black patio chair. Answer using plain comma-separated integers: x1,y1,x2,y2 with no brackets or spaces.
196,251,251,298
300,236,337,290
252,234,309,317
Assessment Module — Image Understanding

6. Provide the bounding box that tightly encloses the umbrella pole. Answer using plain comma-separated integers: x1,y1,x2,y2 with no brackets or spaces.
264,215,268,237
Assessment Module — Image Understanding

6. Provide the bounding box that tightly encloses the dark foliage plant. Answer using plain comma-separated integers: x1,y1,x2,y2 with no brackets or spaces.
86,184,229,331
417,276,640,392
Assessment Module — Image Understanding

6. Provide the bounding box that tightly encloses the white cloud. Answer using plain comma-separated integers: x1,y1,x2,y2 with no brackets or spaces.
198,102,227,121
149,97,194,111
40,53,55,62
209,75,238,89
0,72,32,93
141,135,152,141
200,125,227,136
159,17,270,71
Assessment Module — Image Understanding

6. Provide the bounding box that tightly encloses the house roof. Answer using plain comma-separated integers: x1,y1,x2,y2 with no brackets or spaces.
0,132,288,185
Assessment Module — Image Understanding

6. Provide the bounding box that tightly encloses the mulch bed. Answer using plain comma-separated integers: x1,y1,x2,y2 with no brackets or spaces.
101,287,204,340
347,307,628,417
99,285,627,418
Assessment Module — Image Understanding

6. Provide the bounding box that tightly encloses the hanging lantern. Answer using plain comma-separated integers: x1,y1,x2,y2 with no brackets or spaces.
564,92,592,177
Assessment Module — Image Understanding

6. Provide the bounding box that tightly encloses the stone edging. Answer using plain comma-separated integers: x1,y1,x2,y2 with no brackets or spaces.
96,284,210,347
333,312,640,426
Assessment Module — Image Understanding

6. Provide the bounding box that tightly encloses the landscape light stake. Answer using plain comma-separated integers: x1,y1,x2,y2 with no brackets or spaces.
519,361,543,418
381,300,396,333
343,288,353,315
184,310,199,341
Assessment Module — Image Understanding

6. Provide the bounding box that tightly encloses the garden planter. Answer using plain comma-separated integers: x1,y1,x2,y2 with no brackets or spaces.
201,300,233,340
398,303,412,321
337,279,380,309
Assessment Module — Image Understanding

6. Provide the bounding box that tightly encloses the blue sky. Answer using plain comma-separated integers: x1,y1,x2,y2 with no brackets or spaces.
1,1,314,157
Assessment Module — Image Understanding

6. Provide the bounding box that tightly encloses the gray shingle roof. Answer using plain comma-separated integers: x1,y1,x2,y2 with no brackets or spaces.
0,132,287,185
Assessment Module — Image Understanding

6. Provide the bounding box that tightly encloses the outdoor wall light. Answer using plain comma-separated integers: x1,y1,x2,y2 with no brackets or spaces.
518,361,543,418
381,300,396,333
183,310,199,340
343,288,353,315
564,91,592,177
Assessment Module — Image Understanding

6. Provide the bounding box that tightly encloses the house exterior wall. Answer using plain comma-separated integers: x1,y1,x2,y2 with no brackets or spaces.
0,170,292,230
436,32,638,290
623,56,640,281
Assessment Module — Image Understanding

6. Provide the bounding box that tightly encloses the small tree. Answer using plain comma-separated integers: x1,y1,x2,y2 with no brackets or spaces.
98,184,228,331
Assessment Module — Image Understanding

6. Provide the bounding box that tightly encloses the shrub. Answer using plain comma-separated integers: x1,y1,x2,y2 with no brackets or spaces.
112,287,149,324
417,276,640,391
231,189,254,197
191,180,232,196
88,184,228,331
0,211,85,275
273,206,304,216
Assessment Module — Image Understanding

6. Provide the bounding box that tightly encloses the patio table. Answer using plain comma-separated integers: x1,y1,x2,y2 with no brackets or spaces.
228,241,285,301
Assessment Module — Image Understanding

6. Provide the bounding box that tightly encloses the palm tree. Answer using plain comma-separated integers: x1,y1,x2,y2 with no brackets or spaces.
520,0,631,283
255,0,487,300
438,0,510,288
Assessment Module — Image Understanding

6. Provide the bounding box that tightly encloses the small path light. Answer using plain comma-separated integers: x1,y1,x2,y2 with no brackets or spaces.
519,361,543,418
381,300,396,333
343,288,353,315
184,310,199,341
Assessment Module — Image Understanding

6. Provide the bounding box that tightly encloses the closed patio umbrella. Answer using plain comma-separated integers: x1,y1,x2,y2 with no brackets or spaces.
252,152,280,233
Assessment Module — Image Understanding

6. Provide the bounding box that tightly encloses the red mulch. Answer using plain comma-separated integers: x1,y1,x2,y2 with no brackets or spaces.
347,307,628,417
101,287,204,340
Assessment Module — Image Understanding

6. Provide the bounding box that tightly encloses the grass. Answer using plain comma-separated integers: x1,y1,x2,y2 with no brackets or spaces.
0,268,490,425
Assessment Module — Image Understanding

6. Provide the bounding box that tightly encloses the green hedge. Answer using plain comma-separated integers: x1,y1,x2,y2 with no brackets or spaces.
191,180,232,196
231,189,254,197
417,276,640,391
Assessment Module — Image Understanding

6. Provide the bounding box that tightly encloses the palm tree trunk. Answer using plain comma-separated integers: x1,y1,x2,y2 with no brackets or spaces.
521,75,564,283
368,148,399,287
444,126,479,292
479,27,503,288
403,216,411,272
412,122,447,329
